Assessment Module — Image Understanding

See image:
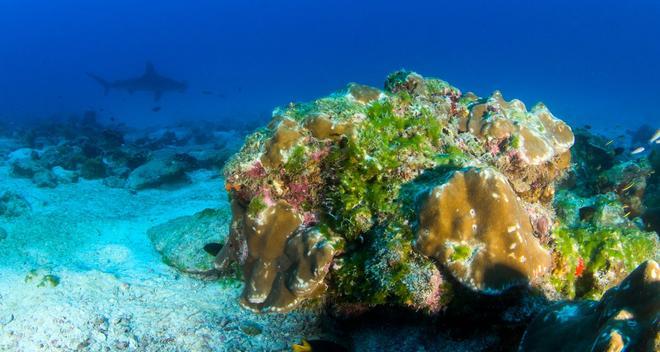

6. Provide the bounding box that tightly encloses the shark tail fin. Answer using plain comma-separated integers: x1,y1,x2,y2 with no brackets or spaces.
86,73,111,95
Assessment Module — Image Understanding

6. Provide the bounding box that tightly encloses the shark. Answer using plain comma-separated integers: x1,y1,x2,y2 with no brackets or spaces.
87,62,187,101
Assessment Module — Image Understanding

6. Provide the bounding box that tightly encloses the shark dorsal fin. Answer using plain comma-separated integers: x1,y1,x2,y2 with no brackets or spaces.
144,61,156,76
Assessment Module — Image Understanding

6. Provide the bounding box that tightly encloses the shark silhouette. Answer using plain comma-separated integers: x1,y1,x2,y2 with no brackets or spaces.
87,62,187,101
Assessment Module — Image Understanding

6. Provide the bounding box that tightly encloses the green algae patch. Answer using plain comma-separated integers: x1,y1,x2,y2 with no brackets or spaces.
551,224,657,299
448,244,472,262
39,274,60,287
324,99,442,241
25,269,60,288
551,191,659,299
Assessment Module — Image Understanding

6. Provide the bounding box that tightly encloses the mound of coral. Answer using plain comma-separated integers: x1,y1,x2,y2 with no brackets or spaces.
207,70,652,318
185,74,657,352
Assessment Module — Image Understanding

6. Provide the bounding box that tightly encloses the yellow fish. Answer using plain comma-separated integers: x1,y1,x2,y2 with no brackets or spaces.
292,339,347,352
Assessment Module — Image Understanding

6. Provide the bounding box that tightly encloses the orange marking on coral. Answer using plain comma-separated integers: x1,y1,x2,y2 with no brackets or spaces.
575,257,585,277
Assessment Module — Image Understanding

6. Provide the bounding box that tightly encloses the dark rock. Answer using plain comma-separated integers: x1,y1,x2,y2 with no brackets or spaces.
520,260,660,352
52,166,79,184
80,158,107,179
0,191,31,217
40,144,85,170
32,169,58,188
189,149,233,169
125,150,151,170
81,141,102,158
125,154,191,190
10,157,42,178
100,129,125,148
172,153,198,170
147,208,230,271
102,176,126,189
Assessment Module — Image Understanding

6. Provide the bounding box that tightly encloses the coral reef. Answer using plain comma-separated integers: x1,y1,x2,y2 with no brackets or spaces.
520,260,660,352
217,71,605,313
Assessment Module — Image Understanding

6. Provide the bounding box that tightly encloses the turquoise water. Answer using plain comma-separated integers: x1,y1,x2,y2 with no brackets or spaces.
1,1,659,129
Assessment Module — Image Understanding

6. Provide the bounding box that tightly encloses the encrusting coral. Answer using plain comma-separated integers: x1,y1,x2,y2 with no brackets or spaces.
212,70,657,314
416,167,552,294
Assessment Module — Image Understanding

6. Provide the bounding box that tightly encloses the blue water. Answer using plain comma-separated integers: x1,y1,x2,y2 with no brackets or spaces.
1,0,658,130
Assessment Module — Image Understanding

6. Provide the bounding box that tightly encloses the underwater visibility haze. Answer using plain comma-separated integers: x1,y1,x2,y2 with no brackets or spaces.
0,0,658,351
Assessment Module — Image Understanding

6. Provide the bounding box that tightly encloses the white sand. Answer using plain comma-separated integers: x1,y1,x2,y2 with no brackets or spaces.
0,167,323,351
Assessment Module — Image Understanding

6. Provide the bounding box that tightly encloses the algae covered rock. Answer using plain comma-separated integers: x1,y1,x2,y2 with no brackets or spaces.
147,207,230,271
551,190,658,299
52,166,79,184
0,191,31,218
217,70,581,313
520,260,660,352
416,167,551,294
32,169,58,188
126,153,193,190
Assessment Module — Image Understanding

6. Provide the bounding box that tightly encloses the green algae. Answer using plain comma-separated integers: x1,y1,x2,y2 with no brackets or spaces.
39,274,60,287
449,244,472,262
25,269,60,287
284,144,307,175
551,192,658,298
247,196,267,218
325,99,442,241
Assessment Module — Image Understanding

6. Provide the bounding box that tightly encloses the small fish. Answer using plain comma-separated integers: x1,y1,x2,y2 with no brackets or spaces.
152,106,161,112
203,243,223,256
631,147,645,155
604,140,614,146
292,339,347,352
622,182,636,192
584,124,592,129
649,129,660,144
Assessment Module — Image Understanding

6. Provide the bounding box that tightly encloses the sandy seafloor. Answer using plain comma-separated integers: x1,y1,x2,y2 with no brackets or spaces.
0,165,325,352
